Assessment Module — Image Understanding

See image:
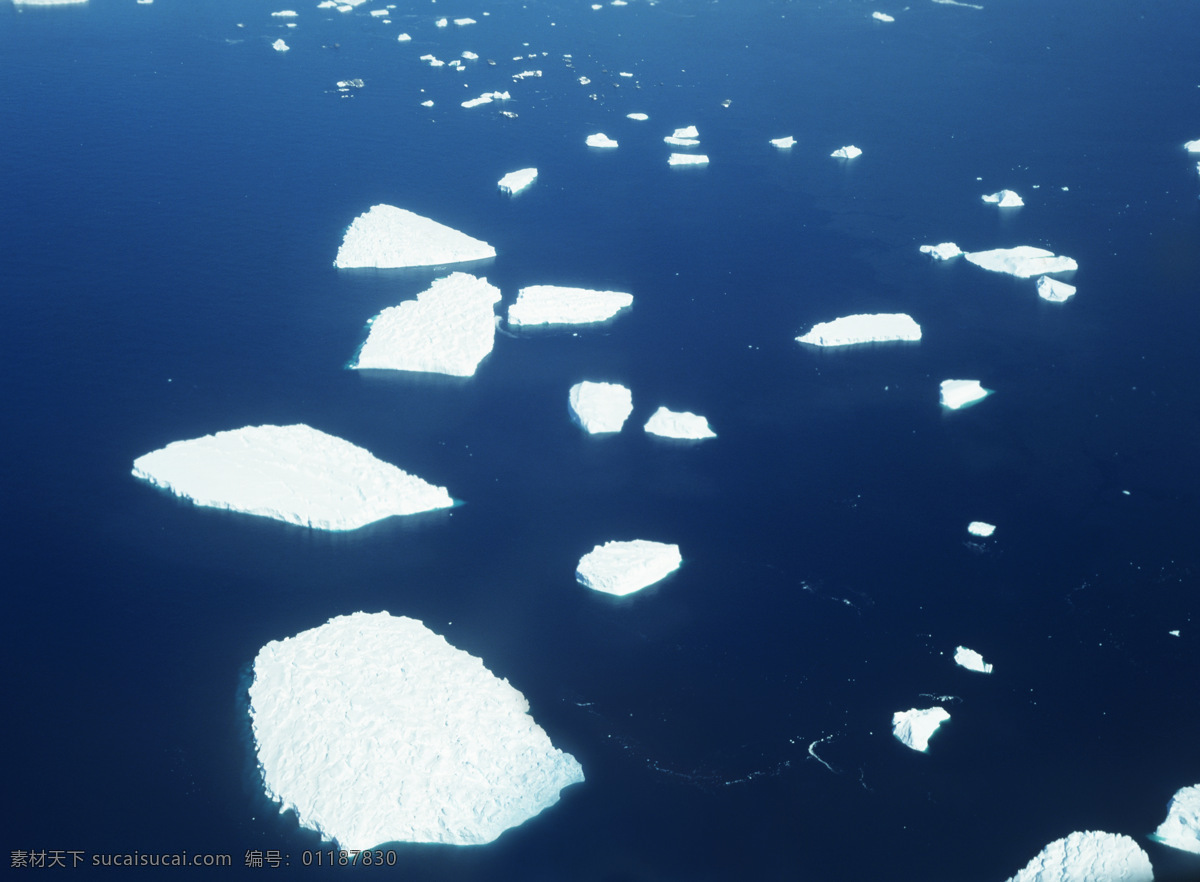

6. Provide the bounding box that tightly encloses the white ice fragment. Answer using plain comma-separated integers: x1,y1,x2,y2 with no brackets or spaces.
397,32,411,41
435,17,447,27
664,136,701,147
248,612,584,849
272,39,290,52
498,168,538,195
1003,831,1154,882
1151,784,1200,854
892,707,950,752
964,246,1077,277
352,273,501,377
568,381,633,433
1036,275,1076,302
463,51,480,61
368,9,387,17
586,133,618,148
770,136,797,148
920,242,963,260
334,204,495,269
669,125,699,139
271,10,298,17
420,99,434,107
576,540,682,595
626,112,649,121
831,145,862,159
953,645,993,674
982,189,1024,207
508,286,632,326
453,17,476,25
668,153,709,166
132,425,452,530
796,313,921,346
461,91,509,108
967,521,996,537
872,11,895,21
940,379,990,410
643,407,716,440
1184,139,1200,153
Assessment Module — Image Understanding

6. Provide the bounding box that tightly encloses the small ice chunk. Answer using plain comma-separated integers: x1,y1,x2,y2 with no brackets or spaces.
462,91,510,108
576,540,682,595
453,17,476,25
1036,275,1076,302
271,10,298,17
586,133,618,148
420,99,434,107
668,153,709,166
664,136,701,147
1003,831,1153,882
892,707,950,752
508,286,632,326
369,9,387,17
939,379,990,410
669,125,699,139
1151,784,1200,854
498,168,538,195
643,407,716,440
872,11,895,21
272,39,290,52
920,242,963,260
435,17,448,27
982,189,1024,207
967,521,996,537
626,112,649,121
397,32,411,41
334,205,495,269
797,313,921,346
953,646,993,674
964,246,1077,277
831,145,862,159
1184,139,1200,153
568,381,633,433
770,136,797,149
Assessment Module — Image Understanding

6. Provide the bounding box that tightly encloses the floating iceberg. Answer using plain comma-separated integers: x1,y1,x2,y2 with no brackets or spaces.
643,407,716,440
1003,831,1153,882
508,286,632,326
586,133,618,148
272,39,290,52
940,379,990,410
498,168,538,195
334,205,495,269
132,425,452,530
462,91,510,109
831,145,862,159
453,17,476,25
668,153,709,166
964,246,1077,277
1036,276,1076,302
352,273,501,377
626,112,649,121
872,11,895,21
1184,139,1200,153
770,136,797,149
920,242,963,260
982,189,1024,207
271,10,298,16
967,521,996,537
1152,784,1200,854
892,707,950,752
664,126,699,147
797,313,921,346
248,612,584,849
568,381,633,433
576,540,682,596
953,645,993,674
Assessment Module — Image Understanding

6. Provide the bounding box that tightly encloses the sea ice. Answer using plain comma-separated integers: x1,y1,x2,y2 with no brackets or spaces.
796,313,921,346
334,205,495,269
626,112,649,121
498,168,538,195
272,39,290,52
1151,784,1200,854
586,133,619,148
770,136,797,148
967,521,996,537
831,145,862,159
891,707,950,752
1184,139,1200,153
1036,276,1076,302
568,381,633,433
940,379,990,410
872,11,895,21
982,189,1024,207
920,242,963,260
132,424,452,530
953,645,993,674
964,246,1077,277
352,273,501,377
271,10,298,16
249,612,584,849
576,540,682,595
664,126,700,147
462,91,510,108
643,407,716,440
668,153,709,166
12,0,89,5
507,286,632,326
1003,831,1154,882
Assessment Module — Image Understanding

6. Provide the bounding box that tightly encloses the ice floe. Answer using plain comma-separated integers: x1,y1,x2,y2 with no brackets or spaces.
920,242,963,260
964,246,1077,277
982,189,1024,207
334,205,495,269
272,39,290,52
664,125,700,147
872,11,895,21
770,136,797,149
967,521,996,537
248,612,584,849
643,407,716,440
953,646,993,674
1151,784,1200,854
568,381,633,433
1184,139,1200,153
892,707,950,752
576,540,682,596
498,168,538,195
586,133,619,148
626,112,649,121
507,286,632,326
831,145,862,159
1003,831,1153,882
940,379,990,410
1036,276,1076,302
271,10,298,17
462,91,510,108
352,273,501,377
668,153,709,166
796,313,921,346
132,424,452,530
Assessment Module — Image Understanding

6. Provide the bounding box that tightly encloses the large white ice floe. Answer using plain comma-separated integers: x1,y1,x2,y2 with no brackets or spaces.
797,313,921,346
248,611,584,849
352,273,501,377
569,382,633,433
664,126,700,147
1003,831,1154,882
1152,784,1200,854
940,379,990,410
872,11,895,22
1036,276,1076,302
507,286,632,326
586,133,618,148
953,645,993,674
964,246,1077,278
334,205,495,269
643,407,716,440
576,540,682,595
770,136,797,149
668,153,709,166
498,168,538,195
1184,139,1200,153
131,425,452,530
892,707,950,752
967,521,996,537
831,145,862,159
982,189,1024,207
920,242,963,260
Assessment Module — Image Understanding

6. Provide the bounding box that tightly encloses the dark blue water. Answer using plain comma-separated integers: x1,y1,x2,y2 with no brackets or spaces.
3,0,1198,879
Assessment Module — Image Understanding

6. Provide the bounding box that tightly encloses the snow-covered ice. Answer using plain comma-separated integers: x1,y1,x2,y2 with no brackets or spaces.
132,424,453,530
462,91,509,108
872,11,895,21
568,381,633,433
1151,784,1200,854
770,136,797,149
1003,831,1154,882
334,205,496,269
248,612,584,849
352,273,501,377
967,521,996,537
1036,276,1076,302
953,646,993,674
498,168,538,195
1184,139,1200,153
507,286,632,326
797,313,921,346
892,707,950,752
664,126,699,147
643,407,716,440
586,133,619,148
831,145,862,159
626,112,649,121
576,540,682,596
668,153,709,166
940,379,990,410
920,242,963,260
272,39,290,52
982,189,1024,207
964,246,1077,277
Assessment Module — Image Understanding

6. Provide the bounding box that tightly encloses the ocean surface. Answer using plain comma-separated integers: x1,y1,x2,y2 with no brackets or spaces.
3,0,1198,879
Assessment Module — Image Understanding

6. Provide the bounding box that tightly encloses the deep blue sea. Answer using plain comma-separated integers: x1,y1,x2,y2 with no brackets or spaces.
3,0,1198,879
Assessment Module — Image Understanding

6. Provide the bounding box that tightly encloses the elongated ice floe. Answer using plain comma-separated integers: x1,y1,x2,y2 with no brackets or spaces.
892,707,950,752
643,407,716,440
964,246,1077,277
1152,784,1200,854
920,242,963,260
668,153,709,166
797,313,921,346
626,112,649,121
872,11,895,21
1036,275,1076,302
770,136,797,149
940,379,990,410
334,205,495,269
586,133,618,148
1003,831,1153,882
967,521,996,537
498,168,537,194
569,381,633,433
249,612,584,849
982,189,1024,207
352,273,500,377
831,145,862,159
953,645,993,673
576,540,682,595
507,286,632,326
132,424,452,530
462,91,509,108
